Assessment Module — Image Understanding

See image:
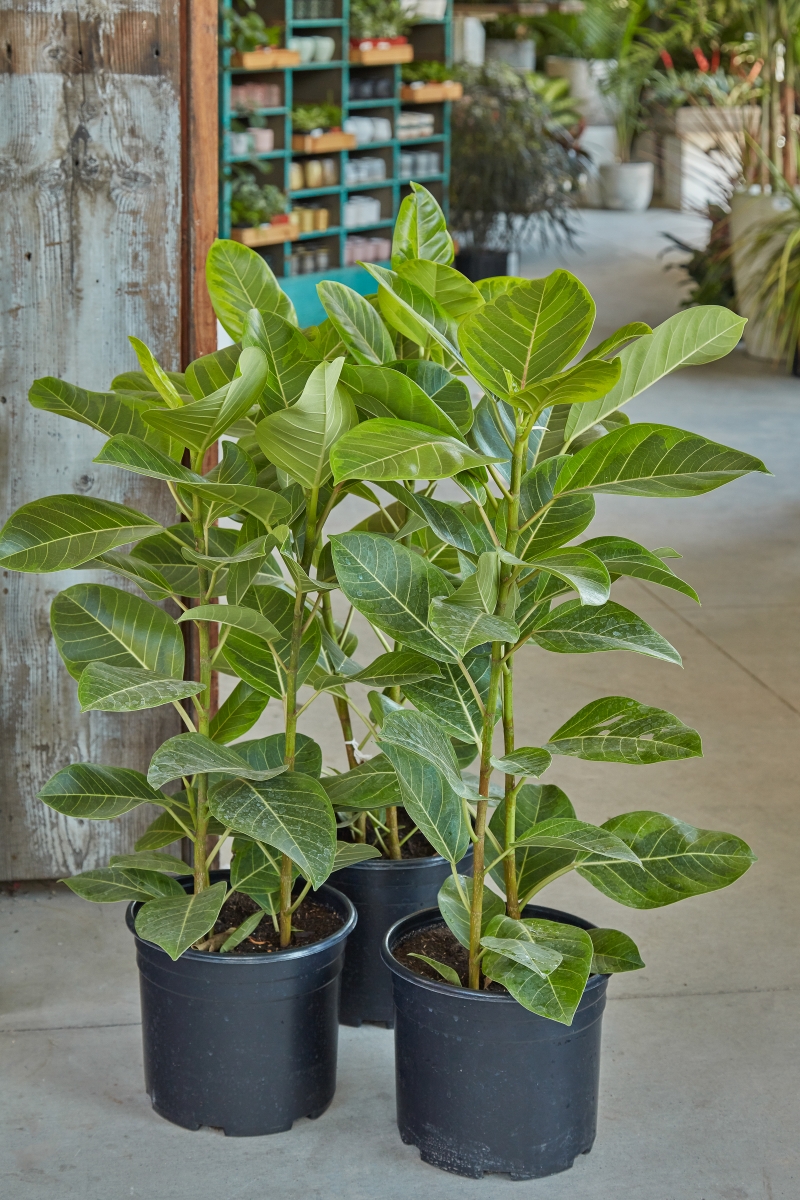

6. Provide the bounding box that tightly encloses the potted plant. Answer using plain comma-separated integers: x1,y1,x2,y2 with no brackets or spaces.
450,61,585,280
598,54,656,210
484,16,536,74
293,188,762,1177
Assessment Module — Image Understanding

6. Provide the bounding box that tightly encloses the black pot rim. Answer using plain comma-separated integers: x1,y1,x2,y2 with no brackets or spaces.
381,904,606,1006
126,877,357,966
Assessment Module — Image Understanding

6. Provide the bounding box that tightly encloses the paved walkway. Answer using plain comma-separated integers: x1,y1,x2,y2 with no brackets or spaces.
3,211,799,1199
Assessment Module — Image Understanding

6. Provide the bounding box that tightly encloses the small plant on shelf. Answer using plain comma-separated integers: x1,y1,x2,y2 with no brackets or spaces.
402,61,454,84
349,0,409,41
292,104,343,133
221,0,282,53
230,165,287,228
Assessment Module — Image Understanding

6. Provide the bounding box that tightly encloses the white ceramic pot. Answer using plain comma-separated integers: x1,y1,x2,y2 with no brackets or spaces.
599,161,654,211
729,191,787,361
485,39,535,72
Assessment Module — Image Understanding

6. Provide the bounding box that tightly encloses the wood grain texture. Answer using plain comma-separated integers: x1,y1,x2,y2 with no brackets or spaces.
0,0,184,879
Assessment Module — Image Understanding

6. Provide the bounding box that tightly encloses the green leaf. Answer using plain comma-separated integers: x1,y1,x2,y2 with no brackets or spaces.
209,681,269,743
524,547,611,607
109,851,187,873
223,584,321,697
407,952,462,986
490,747,551,778
180,533,276,571
391,182,454,268
179,482,291,527
221,909,268,952
178,603,280,643
77,663,202,712
489,783,576,901
318,650,441,691
134,881,228,959
513,817,641,861
208,772,336,888
403,651,492,745
581,536,699,601
0,496,162,573
588,928,645,973
332,842,382,869
317,281,394,365
128,337,184,408
392,360,473,434
481,916,563,976
341,364,461,437
475,276,528,301
581,322,653,361
408,494,493,555
281,555,338,594
555,423,769,499
230,838,282,908
82,551,177,603
131,525,234,599
380,708,464,791
322,754,402,811
38,764,165,819
512,357,621,418
243,307,320,413
564,307,748,446
28,376,178,456
148,732,289,789
530,599,682,664
50,583,184,680
234,732,322,778
445,551,499,612
255,357,356,489
397,260,483,322
206,238,296,339
577,811,755,908
363,263,461,359
546,696,702,764
135,810,191,851
379,736,471,863
331,532,457,662
94,434,201,484
65,868,184,904
458,271,595,398
142,347,269,453
185,343,242,399
331,419,499,485
429,598,519,657
437,874,504,948
482,917,593,1024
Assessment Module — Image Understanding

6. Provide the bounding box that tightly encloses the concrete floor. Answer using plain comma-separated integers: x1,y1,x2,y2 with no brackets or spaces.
3,210,799,1199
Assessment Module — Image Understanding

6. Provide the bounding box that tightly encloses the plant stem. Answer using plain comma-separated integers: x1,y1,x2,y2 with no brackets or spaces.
502,660,520,919
384,679,403,859
321,592,358,770
188,465,214,895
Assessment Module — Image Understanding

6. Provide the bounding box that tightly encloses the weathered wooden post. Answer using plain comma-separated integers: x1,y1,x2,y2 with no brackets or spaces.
0,0,217,878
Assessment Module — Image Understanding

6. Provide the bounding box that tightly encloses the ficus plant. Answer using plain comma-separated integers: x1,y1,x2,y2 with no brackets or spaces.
0,185,764,1006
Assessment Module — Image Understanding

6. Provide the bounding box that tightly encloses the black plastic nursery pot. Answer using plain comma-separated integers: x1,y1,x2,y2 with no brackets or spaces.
126,870,356,1136
454,247,512,282
382,904,609,1180
334,849,471,1028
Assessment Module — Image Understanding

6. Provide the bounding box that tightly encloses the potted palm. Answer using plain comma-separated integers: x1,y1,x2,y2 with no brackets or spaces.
297,189,762,1178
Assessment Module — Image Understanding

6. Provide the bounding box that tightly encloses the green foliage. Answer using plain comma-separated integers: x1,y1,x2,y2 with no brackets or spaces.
349,0,409,40
230,165,287,230
291,104,342,133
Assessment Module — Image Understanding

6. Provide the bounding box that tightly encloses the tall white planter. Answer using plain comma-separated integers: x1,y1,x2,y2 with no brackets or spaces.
729,191,787,361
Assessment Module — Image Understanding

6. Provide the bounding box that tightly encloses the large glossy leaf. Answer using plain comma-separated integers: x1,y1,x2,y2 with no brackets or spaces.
224,584,321,697
185,343,242,399
208,772,336,887
513,817,641,861
331,532,457,662
392,361,473,434
0,496,161,573
581,536,699,601
109,851,187,874
490,747,551,778
77,663,203,712
481,915,563,976
65,867,184,903
38,763,165,819
547,696,702,764
459,272,595,398
317,281,394,365
135,881,228,959
362,263,461,359
94,434,202,485
380,740,471,863
28,377,177,455
341,364,460,436
148,732,289,789
564,307,748,446
429,598,519,657
255,357,355,489
332,842,382,869
407,493,493,555
128,337,184,407
206,238,296,338
243,307,319,413
397,260,483,322
322,754,402,811
578,811,755,907
380,707,463,785
235,732,322,778
512,357,621,418
209,681,269,744
588,928,645,973
178,603,280,643
318,649,441,691
131,525,232,599
437,874,504,948
230,838,282,908
524,547,610,607
135,810,192,851
81,551,177,603
331,419,498,484
180,482,290,528
530,599,682,664
403,651,492,745
489,783,576,900
517,455,595,559
482,917,593,1024
391,182,454,268
581,322,653,361
50,583,184,680
555,423,769,499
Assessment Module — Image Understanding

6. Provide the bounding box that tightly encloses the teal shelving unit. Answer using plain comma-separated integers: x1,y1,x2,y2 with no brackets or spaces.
219,1,453,324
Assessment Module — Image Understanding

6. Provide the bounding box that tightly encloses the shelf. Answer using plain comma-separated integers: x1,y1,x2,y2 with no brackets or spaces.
292,131,357,152
231,224,300,247
224,149,287,164
289,17,346,25
400,172,446,184
346,97,400,109
400,82,462,102
231,107,288,117
296,218,395,241
230,49,301,69
349,45,414,65
397,133,446,144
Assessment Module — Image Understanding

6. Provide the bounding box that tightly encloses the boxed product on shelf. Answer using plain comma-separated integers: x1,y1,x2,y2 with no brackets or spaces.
247,127,275,152
231,82,282,110
292,205,330,232
399,149,441,178
342,195,382,228
344,235,391,265
397,111,435,140
344,157,387,185
343,116,393,145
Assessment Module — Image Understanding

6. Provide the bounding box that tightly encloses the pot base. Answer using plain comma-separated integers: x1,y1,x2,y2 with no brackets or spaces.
399,1125,591,1180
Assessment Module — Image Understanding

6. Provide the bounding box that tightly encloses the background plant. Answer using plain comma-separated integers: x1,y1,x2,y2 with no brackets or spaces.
221,0,282,53
349,0,409,41
292,103,342,132
230,165,287,227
